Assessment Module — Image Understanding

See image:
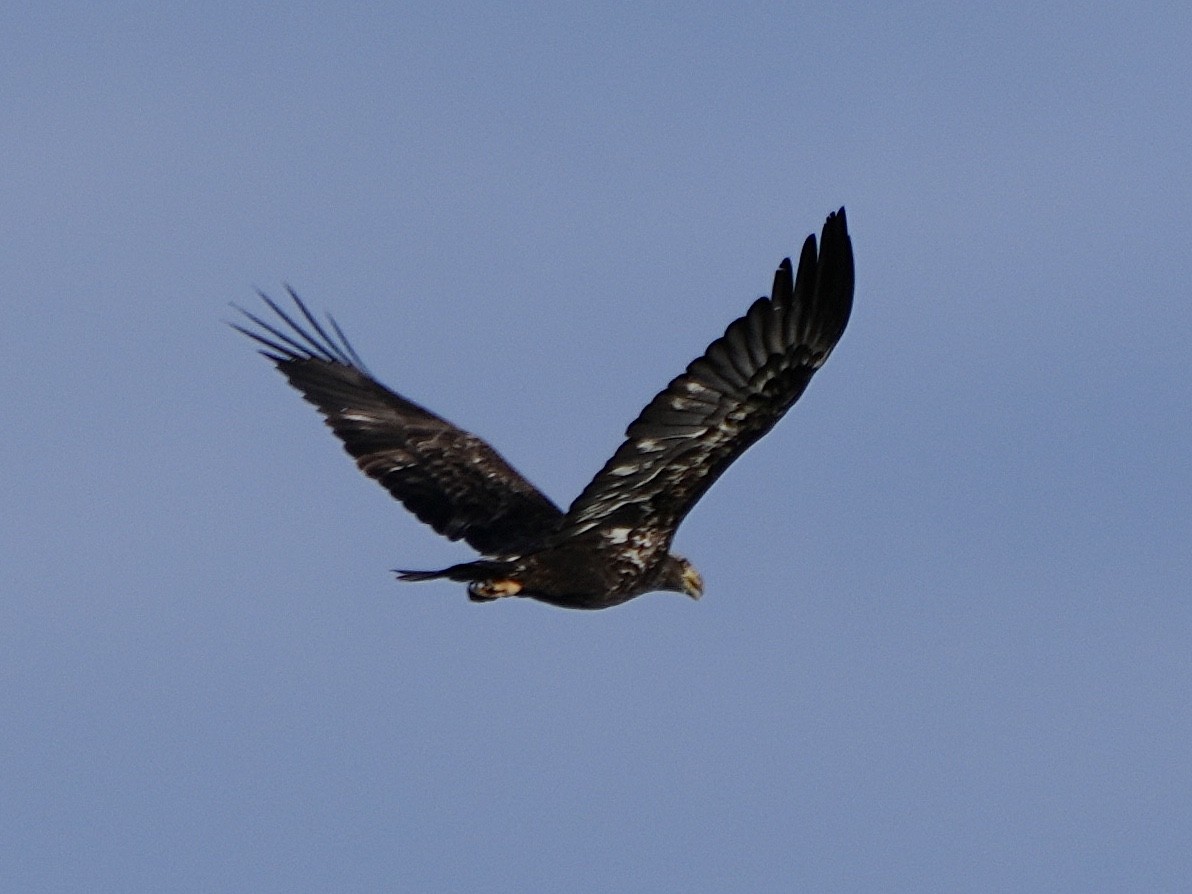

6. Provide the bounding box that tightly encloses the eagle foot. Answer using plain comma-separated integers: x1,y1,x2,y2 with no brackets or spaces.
469,578,524,599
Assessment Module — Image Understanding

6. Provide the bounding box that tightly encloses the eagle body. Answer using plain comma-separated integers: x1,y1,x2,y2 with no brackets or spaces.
235,208,854,610
407,537,693,611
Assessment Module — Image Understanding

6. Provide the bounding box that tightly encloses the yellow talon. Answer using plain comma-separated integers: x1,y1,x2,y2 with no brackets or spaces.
475,578,523,597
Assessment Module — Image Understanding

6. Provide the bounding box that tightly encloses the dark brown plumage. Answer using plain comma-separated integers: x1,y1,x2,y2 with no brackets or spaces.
234,208,854,609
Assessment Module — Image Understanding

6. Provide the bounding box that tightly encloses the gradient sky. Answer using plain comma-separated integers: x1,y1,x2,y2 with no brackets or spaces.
3,3,1190,891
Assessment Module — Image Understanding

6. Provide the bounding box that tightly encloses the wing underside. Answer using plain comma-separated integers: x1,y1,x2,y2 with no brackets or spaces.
559,208,854,541
233,291,564,555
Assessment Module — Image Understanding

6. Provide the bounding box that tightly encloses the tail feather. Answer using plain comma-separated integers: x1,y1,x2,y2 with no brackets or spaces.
393,559,514,584
393,569,450,582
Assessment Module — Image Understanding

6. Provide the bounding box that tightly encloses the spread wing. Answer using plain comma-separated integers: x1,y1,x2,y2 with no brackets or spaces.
559,207,854,541
233,290,564,555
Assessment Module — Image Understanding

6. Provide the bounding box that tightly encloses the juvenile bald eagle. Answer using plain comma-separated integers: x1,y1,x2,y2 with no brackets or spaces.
235,208,854,609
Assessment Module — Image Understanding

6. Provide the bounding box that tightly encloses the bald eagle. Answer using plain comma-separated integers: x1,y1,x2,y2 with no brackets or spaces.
234,208,854,609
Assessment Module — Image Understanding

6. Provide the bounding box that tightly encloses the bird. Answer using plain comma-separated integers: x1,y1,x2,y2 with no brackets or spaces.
233,208,854,609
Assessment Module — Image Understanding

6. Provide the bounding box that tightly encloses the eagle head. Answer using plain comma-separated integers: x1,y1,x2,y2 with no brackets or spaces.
661,554,703,600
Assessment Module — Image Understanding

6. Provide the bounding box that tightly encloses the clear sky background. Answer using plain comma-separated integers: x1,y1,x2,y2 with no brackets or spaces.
3,3,1190,891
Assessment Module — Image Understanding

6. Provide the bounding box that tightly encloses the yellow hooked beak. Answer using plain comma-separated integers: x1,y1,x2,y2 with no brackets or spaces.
682,564,704,600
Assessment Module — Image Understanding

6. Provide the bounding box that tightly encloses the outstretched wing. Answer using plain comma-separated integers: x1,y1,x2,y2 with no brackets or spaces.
233,290,564,555
559,208,854,541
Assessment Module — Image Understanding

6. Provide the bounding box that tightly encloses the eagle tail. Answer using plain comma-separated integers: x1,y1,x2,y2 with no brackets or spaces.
393,559,515,584
393,569,444,582
394,559,522,603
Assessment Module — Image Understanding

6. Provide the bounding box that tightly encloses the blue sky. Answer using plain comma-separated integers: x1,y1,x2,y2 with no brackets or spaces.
3,3,1190,891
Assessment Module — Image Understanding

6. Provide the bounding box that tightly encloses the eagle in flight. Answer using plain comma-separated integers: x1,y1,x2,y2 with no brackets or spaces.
235,208,854,609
